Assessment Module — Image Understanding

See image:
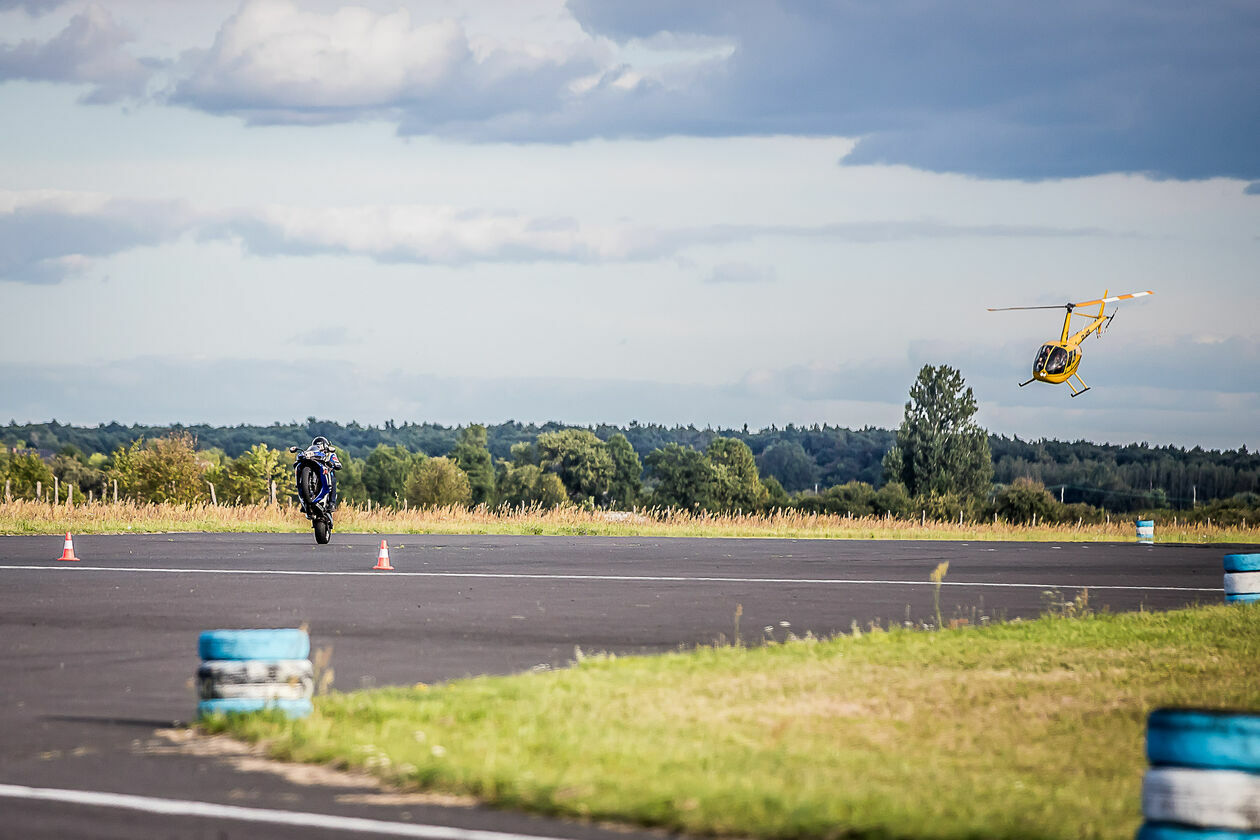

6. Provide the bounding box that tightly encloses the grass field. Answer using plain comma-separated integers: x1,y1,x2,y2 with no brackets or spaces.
202,603,1260,840
1,499,1255,543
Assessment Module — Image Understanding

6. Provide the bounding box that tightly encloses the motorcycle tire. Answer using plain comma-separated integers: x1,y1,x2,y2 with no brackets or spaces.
296,463,321,505
314,518,331,544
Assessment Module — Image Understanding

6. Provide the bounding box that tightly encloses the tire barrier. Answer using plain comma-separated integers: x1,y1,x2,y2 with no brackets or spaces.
1139,708,1260,839
1137,519,1155,544
196,630,314,719
1224,555,1260,604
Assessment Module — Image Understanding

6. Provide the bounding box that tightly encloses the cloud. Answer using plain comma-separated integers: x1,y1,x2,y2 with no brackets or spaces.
0,4,154,102
1,187,1116,283
0,0,71,14
0,191,190,284
566,0,1260,181
1245,182,1260,196
706,262,775,285
170,0,604,130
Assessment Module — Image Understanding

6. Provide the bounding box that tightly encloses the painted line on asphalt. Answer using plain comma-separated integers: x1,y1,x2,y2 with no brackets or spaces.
0,783,571,840
0,565,1221,592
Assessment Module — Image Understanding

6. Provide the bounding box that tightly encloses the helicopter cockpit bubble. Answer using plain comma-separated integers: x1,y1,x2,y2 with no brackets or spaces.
1034,344,1069,376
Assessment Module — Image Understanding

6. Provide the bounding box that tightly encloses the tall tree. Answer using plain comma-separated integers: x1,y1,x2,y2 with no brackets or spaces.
706,437,767,511
645,443,713,510
605,433,643,509
887,364,993,500
452,425,496,506
756,440,818,493
362,444,412,506
406,457,471,508
537,429,614,505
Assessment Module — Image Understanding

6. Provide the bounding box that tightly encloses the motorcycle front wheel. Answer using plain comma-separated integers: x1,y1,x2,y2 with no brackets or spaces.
314,518,331,545
296,463,321,504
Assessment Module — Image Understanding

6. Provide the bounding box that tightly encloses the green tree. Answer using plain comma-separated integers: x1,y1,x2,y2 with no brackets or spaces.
871,481,912,518
497,464,568,508
219,443,287,505
4,451,54,499
706,437,767,511
994,478,1057,524
406,457,472,508
363,444,413,507
889,364,993,501
452,425,496,507
761,475,791,509
756,440,818,493
645,443,713,510
605,433,642,509
537,429,614,505
111,432,206,504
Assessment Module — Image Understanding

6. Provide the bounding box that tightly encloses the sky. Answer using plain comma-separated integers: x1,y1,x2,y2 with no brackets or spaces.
1,0,1258,450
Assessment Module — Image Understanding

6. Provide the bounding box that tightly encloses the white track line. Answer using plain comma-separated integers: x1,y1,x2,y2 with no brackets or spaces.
0,565,1220,592
0,783,569,840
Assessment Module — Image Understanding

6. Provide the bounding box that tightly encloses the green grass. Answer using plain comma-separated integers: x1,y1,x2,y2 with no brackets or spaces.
203,603,1260,840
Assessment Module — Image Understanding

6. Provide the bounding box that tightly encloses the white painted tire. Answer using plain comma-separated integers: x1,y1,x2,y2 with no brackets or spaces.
198,679,313,701
198,660,313,684
1223,572,1260,595
1142,767,1260,831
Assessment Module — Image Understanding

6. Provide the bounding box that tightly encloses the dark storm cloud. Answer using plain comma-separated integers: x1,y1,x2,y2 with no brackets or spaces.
0,5,153,102
565,0,1260,181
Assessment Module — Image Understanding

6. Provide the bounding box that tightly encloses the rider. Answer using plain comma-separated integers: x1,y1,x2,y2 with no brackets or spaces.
310,436,342,510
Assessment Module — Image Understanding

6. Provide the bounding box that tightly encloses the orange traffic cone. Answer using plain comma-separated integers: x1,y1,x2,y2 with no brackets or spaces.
372,539,393,571
58,531,80,562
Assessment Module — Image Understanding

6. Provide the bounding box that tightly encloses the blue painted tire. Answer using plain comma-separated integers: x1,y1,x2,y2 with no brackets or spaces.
197,698,313,718
1137,823,1260,840
198,629,309,661
1147,709,1260,772
1226,593,1260,604
1224,554,1260,573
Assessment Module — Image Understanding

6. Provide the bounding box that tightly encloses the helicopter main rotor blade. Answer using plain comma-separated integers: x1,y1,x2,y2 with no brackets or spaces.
986,304,1070,311
1070,290,1154,308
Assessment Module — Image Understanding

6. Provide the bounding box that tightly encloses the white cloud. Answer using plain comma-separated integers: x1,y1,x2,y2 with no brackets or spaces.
0,4,153,102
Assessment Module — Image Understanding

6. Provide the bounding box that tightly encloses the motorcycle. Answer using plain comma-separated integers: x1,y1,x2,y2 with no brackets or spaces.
288,437,341,544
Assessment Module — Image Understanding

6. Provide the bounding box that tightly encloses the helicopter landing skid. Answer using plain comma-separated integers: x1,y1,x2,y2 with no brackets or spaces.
1068,373,1091,397
1018,378,1035,387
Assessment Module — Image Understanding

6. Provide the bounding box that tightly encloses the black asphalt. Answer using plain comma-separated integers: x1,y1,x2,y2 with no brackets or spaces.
0,532,1244,839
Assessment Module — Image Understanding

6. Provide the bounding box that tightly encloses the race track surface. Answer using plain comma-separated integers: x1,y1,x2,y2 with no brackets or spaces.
0,532,1241,839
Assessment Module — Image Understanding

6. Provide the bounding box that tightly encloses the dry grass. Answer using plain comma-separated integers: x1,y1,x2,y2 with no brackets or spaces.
1,499,1255,542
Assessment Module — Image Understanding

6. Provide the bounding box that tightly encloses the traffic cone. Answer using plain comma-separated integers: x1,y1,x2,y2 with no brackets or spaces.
372,539,393,571
58,531,79,562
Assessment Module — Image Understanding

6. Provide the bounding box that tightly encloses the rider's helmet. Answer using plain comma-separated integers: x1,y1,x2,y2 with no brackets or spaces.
311,436,330,449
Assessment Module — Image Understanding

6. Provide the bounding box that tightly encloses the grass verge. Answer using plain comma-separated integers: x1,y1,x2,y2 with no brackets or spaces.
1,499,1255,543
202,604,1260,840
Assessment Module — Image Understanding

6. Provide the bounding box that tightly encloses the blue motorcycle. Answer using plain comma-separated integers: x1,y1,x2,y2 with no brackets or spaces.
288,437,341,544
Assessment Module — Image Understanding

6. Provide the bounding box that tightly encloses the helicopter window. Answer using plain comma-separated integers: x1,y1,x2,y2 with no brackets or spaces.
1043,346,1069,374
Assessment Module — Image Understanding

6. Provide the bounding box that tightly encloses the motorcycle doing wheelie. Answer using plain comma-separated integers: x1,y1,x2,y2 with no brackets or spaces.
289,437,341,544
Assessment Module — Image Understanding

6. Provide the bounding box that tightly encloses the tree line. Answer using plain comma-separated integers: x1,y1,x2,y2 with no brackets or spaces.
3,365,1257,522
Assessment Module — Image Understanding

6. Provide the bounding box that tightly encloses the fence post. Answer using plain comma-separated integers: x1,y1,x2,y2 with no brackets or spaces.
54,476,60,505
68,484,73,506
207,482,217,506
36,480,42,501
4,478,9,503
269,480,276,506
113,479,118,503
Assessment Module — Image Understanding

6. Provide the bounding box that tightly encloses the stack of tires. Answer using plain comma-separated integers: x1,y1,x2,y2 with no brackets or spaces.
197,629,314,719
1224,554,1260,604
1139,708,1260,840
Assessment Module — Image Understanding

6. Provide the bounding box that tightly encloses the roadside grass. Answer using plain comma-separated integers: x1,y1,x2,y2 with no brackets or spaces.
202,604,1260,840
1,499,1255,543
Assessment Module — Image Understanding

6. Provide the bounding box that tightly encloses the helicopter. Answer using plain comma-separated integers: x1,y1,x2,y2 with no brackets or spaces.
987,289,1153,397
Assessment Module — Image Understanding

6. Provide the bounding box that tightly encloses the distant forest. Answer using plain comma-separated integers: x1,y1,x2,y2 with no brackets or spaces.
4,418,1257,513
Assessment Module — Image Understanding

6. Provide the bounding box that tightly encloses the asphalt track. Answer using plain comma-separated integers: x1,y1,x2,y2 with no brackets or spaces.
0,532,1243,839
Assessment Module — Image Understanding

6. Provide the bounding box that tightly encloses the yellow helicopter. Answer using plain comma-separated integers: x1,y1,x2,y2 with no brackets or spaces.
988,290,1153,396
